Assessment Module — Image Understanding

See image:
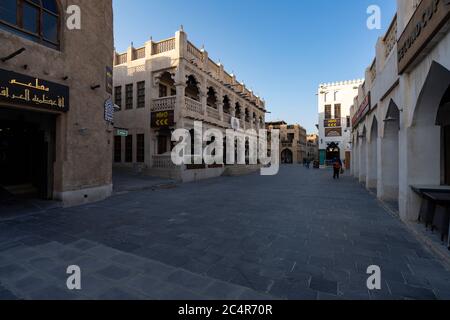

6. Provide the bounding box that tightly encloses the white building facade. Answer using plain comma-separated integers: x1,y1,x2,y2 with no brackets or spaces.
317,80,363,168
113,29,267,182
351,0,450,221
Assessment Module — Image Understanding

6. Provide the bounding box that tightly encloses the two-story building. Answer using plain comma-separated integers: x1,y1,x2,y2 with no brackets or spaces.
306,133,319,162
113,28,267,182
351,0,450,222
266,121,307,164
0,0,114,208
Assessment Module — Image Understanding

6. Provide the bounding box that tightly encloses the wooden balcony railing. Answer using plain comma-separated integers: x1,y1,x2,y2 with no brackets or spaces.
185,97,203,114
153,38,176,55
117,53,127,65
151,96,176,112
187,41,204,62
207,106,220,120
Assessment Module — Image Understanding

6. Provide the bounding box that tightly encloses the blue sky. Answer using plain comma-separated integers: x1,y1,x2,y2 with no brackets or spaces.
113,0,396,133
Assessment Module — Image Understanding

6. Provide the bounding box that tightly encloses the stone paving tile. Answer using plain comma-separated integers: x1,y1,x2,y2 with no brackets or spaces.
309,277,338,295
94,265,133,281
1,166,450,300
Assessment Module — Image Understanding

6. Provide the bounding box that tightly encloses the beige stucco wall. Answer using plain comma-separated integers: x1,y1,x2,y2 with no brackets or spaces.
351,2,450,221
0,0,114,206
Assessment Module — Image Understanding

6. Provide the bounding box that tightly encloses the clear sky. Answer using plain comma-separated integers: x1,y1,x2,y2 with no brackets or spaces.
113,0,397,133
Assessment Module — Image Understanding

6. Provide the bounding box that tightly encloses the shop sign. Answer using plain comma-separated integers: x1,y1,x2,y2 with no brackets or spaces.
398,0,450,74
352,93,371,128
151,111,174,128
104,98,114,123
0,68,69,112
324,119,341,128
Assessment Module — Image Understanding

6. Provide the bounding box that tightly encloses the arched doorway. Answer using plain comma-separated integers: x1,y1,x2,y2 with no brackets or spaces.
281,149,293,164
367,117,378,190
326,142,340,164
381,100,400,201
405,61,450,220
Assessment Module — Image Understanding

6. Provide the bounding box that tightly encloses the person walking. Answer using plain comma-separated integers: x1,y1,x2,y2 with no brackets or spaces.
333,158,342,180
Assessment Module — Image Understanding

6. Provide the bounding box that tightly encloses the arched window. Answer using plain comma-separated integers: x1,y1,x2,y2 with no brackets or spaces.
207,87,217,109
0,0,60,50
185,75,200,101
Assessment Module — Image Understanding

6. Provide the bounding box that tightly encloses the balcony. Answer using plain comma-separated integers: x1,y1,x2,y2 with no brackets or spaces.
185,97,203,115
207,106,220,120
151,96,176,112
223,113,232,125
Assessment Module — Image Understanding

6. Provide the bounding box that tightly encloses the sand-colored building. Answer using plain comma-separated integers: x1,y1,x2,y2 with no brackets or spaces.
113,28,267,182
306,134,319,162
351,0,450,222
0,0,114,207
266,121,307,164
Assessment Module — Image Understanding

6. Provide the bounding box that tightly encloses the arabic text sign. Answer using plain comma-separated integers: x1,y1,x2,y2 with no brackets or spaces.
0,68,69,112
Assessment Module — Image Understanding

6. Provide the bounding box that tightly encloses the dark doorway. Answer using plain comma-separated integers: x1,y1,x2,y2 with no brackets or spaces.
281,149,293,164
326,142,340,162
438,85,450,185
0,107,56,200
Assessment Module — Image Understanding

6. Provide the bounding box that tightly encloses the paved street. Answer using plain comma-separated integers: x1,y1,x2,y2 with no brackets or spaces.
1,166,450,300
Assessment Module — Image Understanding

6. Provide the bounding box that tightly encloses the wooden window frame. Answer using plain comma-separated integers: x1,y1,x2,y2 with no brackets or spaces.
0,0,60,50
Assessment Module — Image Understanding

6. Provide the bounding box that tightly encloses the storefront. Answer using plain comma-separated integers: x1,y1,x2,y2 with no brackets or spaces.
0,0,114,208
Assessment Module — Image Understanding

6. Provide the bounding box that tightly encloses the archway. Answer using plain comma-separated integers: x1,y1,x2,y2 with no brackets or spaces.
404,61,450,220
207,87,218,109
281,149,293,164
352,135,360,177
326,142,340,164
437,85,450,185
359,126,367,184
367,117,378,190
158,72,176,97
380,100,400,201
223,95,231,114
185,75,200,101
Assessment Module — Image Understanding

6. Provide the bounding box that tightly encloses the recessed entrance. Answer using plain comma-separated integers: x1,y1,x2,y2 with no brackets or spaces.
0,107,56,201
326,142,340,162
281,149,293,164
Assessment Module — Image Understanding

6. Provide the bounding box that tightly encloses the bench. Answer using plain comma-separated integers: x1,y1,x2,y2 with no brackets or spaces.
411,185,450,250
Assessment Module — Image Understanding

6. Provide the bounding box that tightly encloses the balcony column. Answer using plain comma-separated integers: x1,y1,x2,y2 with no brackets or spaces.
217,88,224,122
230,96,236,118
174,65,187,128
241,106,246,130
200,80,207,115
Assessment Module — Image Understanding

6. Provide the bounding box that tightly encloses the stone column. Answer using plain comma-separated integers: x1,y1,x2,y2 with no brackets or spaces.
217,88,224,122
174,65,186,129
200,79,207,115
